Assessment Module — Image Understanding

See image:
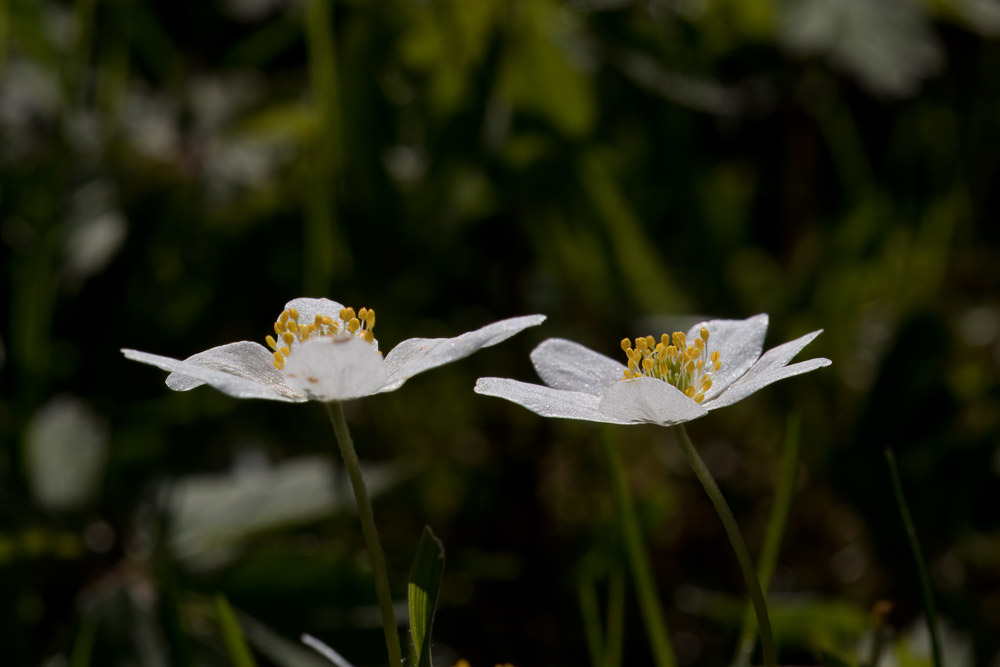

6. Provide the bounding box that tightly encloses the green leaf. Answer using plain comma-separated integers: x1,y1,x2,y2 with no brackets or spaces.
408,526,445,667
215,595,258,667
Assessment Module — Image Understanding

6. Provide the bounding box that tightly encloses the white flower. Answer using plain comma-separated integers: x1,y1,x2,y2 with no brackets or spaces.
475,314,830,426
123,297,545,402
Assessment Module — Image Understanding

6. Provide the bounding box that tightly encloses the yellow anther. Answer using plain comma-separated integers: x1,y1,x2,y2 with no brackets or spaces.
287,320,298,335
315,313,324,327
621,338,632,352
711,351,720,363
623,369,633,379
628,359,638,372
636,337,647,351
279,310,290,324
673,331,686,347
282,331,295,345
686,360,695,373
700,327,709,341
661,333,670,346
714,360,722,371
685,387,695,397
274,321,282,336
366,310,376,328
348,317,361,333
289,308,299,321
666,345,677,357
265,335,278,351
693,392,705,403
340,307,355,321
697,360,704,371
358,307,368,320
273,350,285,370
281,346,291,356
363,330,374,343
694,337,704,350
642,358,654,371
702,377,712,390
646,335,655,349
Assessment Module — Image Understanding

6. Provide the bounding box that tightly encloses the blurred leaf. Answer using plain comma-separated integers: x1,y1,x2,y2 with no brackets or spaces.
780,0,941,98
215,595,258,667
502,0,594,137
408,526,445,667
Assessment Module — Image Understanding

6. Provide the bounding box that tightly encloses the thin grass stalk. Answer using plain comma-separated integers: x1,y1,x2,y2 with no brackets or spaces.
885,448,943,667
600,427,677,667
732,414,801,666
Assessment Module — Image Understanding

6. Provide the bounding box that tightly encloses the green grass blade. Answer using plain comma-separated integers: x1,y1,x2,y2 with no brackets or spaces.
69,617,98,667
409,526,445,667
884,449,942,667
576,571,605,667
733,413,801,666
601,426,677,667
215,595,258,667
605,566,625,667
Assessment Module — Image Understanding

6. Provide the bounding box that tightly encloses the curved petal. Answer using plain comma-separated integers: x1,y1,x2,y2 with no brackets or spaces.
122,345,305,402
686,313,769,399
474,377,633,424
284,297,346,324
530,338,626,395
704,329,829,410
282,337,388,401
380,314,546,391
598,376,708,426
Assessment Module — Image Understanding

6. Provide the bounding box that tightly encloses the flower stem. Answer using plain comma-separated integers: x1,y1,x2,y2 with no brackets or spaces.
671,425,776,667
600,428,677,667
325,401,402,667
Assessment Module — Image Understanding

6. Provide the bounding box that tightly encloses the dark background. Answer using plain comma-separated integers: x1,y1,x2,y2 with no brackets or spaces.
2,0,999,664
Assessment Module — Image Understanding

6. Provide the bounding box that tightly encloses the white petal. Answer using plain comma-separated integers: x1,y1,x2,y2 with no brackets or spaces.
122,345,305,402
381,314,546,391
530,338,626,395
598,376,708,426
475,377,633,424
704,329,830,410
687,313,769,399
282,336,388,401
283,297,346,323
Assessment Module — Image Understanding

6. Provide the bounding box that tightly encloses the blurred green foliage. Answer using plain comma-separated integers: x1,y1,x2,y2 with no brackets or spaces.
2,0,1000,664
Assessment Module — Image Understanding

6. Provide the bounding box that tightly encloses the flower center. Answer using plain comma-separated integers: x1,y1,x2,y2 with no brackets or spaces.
620,326,722,404
266,306,377,370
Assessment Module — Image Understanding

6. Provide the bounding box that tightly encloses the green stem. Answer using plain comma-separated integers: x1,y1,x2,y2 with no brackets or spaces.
600,428,677,667
671,425,776,667
733,414,800,666
885,449,942,667
326,402,402,667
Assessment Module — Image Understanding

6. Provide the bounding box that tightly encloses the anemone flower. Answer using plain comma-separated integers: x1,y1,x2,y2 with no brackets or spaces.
124,297,544,667
123,297,545,403
474,313,830,667
474,313,829,426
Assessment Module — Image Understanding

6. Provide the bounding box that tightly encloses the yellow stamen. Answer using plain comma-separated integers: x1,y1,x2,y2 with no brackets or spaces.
619,326,723,403
267,303,379,369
